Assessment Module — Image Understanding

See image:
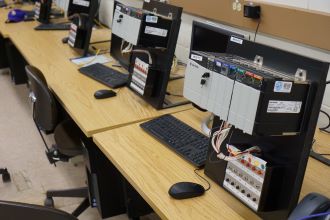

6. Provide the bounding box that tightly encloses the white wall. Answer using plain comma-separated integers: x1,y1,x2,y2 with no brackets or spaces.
55,0,330,120
257,0,330,13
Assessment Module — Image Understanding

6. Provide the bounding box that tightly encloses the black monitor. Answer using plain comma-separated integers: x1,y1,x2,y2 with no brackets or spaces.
67,0,92,17
190,21,245,53
35,0,52,24
110,34,131,71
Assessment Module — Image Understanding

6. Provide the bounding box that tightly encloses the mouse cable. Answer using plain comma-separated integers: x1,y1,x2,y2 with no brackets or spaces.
194,168,211,191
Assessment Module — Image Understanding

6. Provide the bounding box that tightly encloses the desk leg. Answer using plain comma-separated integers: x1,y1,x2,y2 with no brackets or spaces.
4,40,28,85
0,34,9,69
123,179,153,219
83,138,126,218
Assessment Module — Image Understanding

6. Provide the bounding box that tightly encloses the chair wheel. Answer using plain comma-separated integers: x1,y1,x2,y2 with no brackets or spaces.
2,172,10,182
44,197,54,207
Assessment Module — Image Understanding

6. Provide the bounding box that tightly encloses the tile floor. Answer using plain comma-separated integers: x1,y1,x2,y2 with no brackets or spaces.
0,71,156,220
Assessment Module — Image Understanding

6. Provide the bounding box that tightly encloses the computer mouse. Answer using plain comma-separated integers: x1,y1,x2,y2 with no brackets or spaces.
62,37,69,44
94,89,117,99
168,182,205,200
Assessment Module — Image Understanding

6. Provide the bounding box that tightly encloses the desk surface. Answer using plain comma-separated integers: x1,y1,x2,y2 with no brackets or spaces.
93,109,330,220
0,6,191,137
93,109,260,220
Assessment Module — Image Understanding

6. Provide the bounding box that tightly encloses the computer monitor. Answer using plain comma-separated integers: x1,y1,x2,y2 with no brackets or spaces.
67,0,92,17
190,21,245,53
35,0,52,24
110,34,131,71
67,0,99,57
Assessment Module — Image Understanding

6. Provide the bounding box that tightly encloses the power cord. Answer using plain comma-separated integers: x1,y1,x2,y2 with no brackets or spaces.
319,80,330,133
254,19,261,42
165,91,182,97
194,168,211,191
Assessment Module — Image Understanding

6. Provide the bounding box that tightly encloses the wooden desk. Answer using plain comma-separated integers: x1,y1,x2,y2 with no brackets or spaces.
0,7,191,137
93,109,260,220
93,109,330,220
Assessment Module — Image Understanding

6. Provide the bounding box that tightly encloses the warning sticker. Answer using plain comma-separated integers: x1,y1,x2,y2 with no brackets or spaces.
73,0,90,7
267,100,302,114
274,81,292,93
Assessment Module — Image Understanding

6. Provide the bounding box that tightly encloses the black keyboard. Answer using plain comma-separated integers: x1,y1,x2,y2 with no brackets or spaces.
34,23,71,30
140,115,209,167
78,63,128,89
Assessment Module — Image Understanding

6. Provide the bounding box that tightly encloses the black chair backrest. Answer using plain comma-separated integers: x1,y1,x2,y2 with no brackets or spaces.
25,65,58,132
0,200,78,220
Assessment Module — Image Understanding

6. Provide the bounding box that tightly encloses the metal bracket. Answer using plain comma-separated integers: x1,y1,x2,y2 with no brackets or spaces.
29,92,36,103
295,68,307,82
168,12,173,19
153,8,157,14
253,55,263,67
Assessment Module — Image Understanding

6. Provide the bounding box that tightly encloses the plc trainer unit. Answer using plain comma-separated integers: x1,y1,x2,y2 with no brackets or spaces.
184,51,310,136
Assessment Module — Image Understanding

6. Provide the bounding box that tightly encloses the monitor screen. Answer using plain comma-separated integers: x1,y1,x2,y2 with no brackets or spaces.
67,0,92,17
190,21,245,53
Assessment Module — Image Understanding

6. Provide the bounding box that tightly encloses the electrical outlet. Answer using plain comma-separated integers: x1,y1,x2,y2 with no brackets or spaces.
237,3,242,11
232,2,237,11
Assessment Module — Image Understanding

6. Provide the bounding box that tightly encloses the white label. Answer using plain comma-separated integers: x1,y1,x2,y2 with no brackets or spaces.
274,81,292,93
191,54,203,61
230,36,243,44
144,26,168,37
73,0,90,7
267,100,302,114
144,0,150,2
146,15,158,23
216,61,222,67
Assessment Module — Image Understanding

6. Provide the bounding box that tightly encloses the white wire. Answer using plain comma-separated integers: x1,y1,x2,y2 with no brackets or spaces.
201,114,213,137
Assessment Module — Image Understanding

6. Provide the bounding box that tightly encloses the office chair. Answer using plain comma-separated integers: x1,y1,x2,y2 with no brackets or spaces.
25,65,89,217
0,200,78,220
0,168,10,182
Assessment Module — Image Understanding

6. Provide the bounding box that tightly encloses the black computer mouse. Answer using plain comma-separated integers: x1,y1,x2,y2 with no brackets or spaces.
94,89,117,99
62,37,69,44
168,182,205,200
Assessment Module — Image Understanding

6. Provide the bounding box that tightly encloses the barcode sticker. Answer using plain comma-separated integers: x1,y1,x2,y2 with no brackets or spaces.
274,81,292,93
146,15,158,23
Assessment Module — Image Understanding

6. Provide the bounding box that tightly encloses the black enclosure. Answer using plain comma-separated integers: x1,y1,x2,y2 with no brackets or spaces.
193,21,330,220
110,0,183,109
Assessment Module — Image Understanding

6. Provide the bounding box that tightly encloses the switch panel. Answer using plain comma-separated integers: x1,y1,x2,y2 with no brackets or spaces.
223,147,267,211
112,4,143,45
